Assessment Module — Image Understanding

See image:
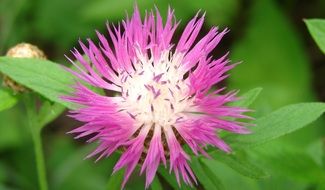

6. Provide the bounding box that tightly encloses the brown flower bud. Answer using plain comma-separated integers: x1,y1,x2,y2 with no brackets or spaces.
2,43,47,93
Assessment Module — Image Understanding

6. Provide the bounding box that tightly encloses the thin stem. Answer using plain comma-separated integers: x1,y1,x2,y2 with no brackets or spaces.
24,94,48,190
31,131,48,190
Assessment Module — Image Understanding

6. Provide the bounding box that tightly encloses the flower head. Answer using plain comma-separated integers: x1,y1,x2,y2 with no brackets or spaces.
63,6,251,188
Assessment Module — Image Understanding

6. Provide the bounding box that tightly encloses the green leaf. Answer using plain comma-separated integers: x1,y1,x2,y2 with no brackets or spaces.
0,57,75,108
157,167,192,190
200,158,259,190
0,89,17,111
227,102,325,148
305,19,325,54
207,150,269,179
38,101,66,129
106,169,124,190
231,87,262,108
306,139,324,166
228,0,324,149
251,141,325,183
150,177,163,190
191,157,225,190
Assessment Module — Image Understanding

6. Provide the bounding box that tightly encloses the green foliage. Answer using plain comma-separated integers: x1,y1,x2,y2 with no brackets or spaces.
305,19,325,54
150,177,163,190
227,2,325,189
105,169,124,190
191,157,225,190
0,89,17,112
38,101,65,129
0,104,28,150
48,137,119,190
207,150,269,179
229,0,313,110
84,0,152,21
84,0,239,27
0,57,75,108
251,142,325,184
23,94,48,190
200,158,260,190
186,0,239,27
227,103,325,148
34,0,95,51
231,87,262,108
0,0,324,189
157,167,192,190
306,139,325,166
0,0,28,54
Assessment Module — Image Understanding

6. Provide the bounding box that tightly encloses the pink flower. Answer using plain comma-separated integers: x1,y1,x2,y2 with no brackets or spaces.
63,6,251,189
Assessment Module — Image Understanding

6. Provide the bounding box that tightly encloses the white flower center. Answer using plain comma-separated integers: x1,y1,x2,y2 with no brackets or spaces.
119,50,193,128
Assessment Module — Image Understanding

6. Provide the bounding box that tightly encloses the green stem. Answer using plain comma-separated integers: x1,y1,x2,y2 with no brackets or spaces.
31,131,48,190
24,94,48,190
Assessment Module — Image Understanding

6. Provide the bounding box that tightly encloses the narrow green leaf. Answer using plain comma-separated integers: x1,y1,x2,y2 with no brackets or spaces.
306,139,324,166
230,87,262,108
227,102,325,148
200,158,260,190
0,57,75,108
157,167,192,190
106,169,124,190
251,142,325,183
199,158,225,190
0,89,17,111
38,101,66,128
207,150,269,179
305,19,325,54
157,168,179,190
150,177,163,190
191,157,224,190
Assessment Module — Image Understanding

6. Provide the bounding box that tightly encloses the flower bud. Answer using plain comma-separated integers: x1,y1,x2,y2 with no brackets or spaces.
2,43,47,92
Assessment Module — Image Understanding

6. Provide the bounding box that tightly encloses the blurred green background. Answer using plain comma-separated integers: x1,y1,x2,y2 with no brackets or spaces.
0,0,325,189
